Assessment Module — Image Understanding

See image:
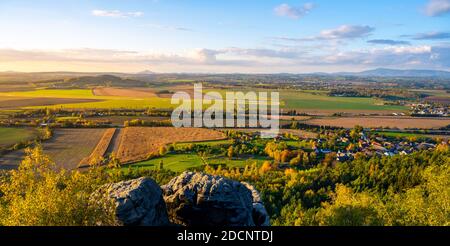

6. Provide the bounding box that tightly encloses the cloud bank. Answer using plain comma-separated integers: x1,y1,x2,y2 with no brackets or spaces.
1,43,448,73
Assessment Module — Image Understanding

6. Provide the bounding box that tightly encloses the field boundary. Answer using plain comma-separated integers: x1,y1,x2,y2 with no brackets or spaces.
79,128,116,167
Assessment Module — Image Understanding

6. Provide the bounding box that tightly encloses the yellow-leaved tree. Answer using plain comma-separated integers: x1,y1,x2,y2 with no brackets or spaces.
0,145,116,226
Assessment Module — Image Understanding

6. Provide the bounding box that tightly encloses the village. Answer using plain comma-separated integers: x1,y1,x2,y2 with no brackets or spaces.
411,103,449,117
273,127,440,164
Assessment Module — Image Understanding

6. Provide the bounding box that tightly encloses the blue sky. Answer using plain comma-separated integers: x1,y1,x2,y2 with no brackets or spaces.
0,0,449,73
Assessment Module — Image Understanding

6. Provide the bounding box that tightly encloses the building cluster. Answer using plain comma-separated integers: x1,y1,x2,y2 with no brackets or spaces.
314,132,437,162
411,103,449,117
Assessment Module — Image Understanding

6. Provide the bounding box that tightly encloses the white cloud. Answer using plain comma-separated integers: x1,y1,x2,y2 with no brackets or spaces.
367,39,411,45
385,45,432,54
274,3,314,19
193,49,220,64
144,24,193,32
424,0,450,16
319,25,374,39
403,31,450,40
274,25,375,42
222,47,305,59
92,10,144,18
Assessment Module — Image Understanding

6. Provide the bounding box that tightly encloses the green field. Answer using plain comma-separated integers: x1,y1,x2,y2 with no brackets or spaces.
373,131,430,138
43,98,173,110
0,127,36,148
280,91,407,111
0,89,174,109
0,87,408,112
167,79,196,83
205,88,407,112
121,153,204,172
285,140,313,149
207,155,269,168
175,139,233,148
121,152,268,172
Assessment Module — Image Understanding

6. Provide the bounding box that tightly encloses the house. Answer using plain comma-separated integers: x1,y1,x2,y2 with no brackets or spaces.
384,152,395,157
371,144,387,152
319,149,332,154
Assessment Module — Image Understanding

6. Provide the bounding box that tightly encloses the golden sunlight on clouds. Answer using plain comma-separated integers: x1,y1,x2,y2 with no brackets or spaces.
0,61,149,73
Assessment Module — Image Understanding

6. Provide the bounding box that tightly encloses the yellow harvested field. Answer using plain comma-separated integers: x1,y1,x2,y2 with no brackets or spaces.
79,128,116,166
115,127,226,163
92,87,157,98
306,116,450,129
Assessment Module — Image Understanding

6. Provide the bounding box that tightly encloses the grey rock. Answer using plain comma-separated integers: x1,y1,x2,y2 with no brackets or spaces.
162,172,269,226
241,182,271,226
91,177,169,226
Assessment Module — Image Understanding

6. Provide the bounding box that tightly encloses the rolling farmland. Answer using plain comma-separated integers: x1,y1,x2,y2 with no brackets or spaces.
0,86,410,114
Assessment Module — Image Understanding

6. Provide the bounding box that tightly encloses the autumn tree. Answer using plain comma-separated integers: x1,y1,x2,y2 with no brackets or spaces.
227,146,234,159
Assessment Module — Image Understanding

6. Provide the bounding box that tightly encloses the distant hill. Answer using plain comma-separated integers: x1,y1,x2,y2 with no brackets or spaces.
61,75,150,88
137,70,156,75
335,68,450,78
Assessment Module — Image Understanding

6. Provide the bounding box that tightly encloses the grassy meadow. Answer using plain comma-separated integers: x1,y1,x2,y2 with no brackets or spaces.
0,127,37,148
121,153,269,172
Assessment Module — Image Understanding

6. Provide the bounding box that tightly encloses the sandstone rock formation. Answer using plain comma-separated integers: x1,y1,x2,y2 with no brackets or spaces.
90,172,270,226
90,177,170,226
241,182,271,226
162,172,270,226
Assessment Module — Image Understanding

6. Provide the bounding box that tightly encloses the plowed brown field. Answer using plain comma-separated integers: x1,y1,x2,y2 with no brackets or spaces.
115,127,226,163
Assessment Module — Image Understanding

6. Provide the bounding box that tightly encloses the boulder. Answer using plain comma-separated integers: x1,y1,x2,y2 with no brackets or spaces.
162,172,268,226
90,177,170,226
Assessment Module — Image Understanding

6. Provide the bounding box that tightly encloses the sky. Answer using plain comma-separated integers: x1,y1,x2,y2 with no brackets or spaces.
0,0,449,73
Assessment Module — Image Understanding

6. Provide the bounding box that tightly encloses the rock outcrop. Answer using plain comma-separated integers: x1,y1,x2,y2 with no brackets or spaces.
241,182,271,226
90,172,270,226
90,177,170,226
162,172,270,226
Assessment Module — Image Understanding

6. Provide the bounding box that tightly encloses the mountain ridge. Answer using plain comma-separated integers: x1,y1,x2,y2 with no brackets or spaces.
331,68,450,78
